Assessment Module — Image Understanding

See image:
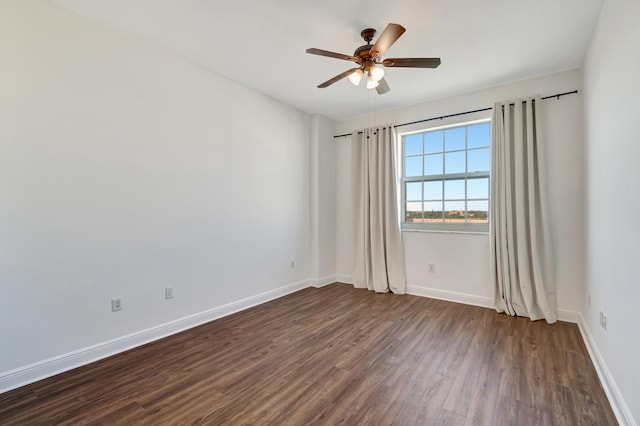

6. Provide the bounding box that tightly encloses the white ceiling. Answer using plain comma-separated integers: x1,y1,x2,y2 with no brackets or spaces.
53,0,602,121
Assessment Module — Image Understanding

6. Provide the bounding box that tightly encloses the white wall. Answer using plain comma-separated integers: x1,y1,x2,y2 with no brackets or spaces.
583,0,640,423
335,69,585,315
0,0,311,378
309,115,337,284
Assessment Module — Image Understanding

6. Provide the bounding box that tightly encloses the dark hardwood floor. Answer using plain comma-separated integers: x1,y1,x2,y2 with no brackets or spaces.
0,283,617,425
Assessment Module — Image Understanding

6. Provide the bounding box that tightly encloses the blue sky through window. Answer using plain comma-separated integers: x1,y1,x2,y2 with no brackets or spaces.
404,122,491,177
467,122,490,148
445,180,465,199
425,131,443,153
424,181,442,200
468,148,490,172
467,177,489,199
424,154,442,175
405,133,422,156
445,127,465,151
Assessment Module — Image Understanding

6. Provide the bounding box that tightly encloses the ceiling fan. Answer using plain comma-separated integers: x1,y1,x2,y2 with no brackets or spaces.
306,23,441,95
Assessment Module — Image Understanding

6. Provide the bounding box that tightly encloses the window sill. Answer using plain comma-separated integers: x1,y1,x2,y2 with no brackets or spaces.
401,228,489,236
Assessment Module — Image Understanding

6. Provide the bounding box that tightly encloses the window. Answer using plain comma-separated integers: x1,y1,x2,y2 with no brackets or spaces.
401,119,491,232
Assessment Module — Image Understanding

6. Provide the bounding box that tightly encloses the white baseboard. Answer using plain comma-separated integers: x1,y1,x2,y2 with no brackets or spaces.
406,284,494,309
557,310,581,324
336,276,494,309
406,286,583,326
335,274,353,284
576,314,636,426
0,278,312,395
337,278,494,308
311,275,337,288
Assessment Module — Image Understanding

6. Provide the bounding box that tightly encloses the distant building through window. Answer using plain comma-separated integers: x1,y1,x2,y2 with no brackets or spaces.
401,119,491,232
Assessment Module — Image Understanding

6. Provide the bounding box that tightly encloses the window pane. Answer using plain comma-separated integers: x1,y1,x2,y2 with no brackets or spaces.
445,179,465,199
423,181,442,200
404,134,422,156
467,177,489,199
405,156,422,177
468,122,490,148
405,202,422,222
425,131,443,153
406,182,422,201
444,201,466,223
468,148,490,172
424,201,443,221
445,151,465,174
445,127,465,151
401,120,491,231
467,200,489,223
424,154,443,175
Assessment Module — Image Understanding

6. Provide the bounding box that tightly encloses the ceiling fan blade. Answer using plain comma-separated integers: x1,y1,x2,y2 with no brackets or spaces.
375,78,390,95
306,48,360,63
370,23,406,59
317,68,361,88
382,58,441,68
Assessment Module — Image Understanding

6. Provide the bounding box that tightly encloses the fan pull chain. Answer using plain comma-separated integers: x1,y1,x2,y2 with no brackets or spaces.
367,85,372,131
374,90,377,130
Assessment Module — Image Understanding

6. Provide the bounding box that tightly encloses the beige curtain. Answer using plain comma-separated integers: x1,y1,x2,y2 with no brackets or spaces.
351,126,406,294
490,97,557,323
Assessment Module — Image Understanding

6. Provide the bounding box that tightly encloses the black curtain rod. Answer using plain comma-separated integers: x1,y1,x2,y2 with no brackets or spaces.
332,90,578,139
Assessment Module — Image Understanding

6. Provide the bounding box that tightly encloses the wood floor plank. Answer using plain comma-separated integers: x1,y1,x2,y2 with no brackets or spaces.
0,284,617,425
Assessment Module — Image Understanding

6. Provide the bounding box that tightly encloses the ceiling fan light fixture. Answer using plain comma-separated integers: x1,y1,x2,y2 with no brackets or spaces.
348,68,364,86
369,65,384,82
366,73,379,89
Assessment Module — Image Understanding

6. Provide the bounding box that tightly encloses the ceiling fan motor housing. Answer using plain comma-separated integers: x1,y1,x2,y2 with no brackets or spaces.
355,28,377,60
354,44,373,59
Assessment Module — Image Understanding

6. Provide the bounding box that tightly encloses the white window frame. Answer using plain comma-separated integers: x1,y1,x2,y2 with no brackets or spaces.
400,118,491,233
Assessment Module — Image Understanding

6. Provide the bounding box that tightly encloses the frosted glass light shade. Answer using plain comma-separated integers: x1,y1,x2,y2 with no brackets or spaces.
366,73,379,89
348,69,364,86
369,66,384,82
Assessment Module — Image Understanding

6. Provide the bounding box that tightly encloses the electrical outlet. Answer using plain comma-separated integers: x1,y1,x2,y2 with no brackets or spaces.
111,298,122,312
291,261,295,269
165,286,174,300
599,310,608,330
428,263,436,273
